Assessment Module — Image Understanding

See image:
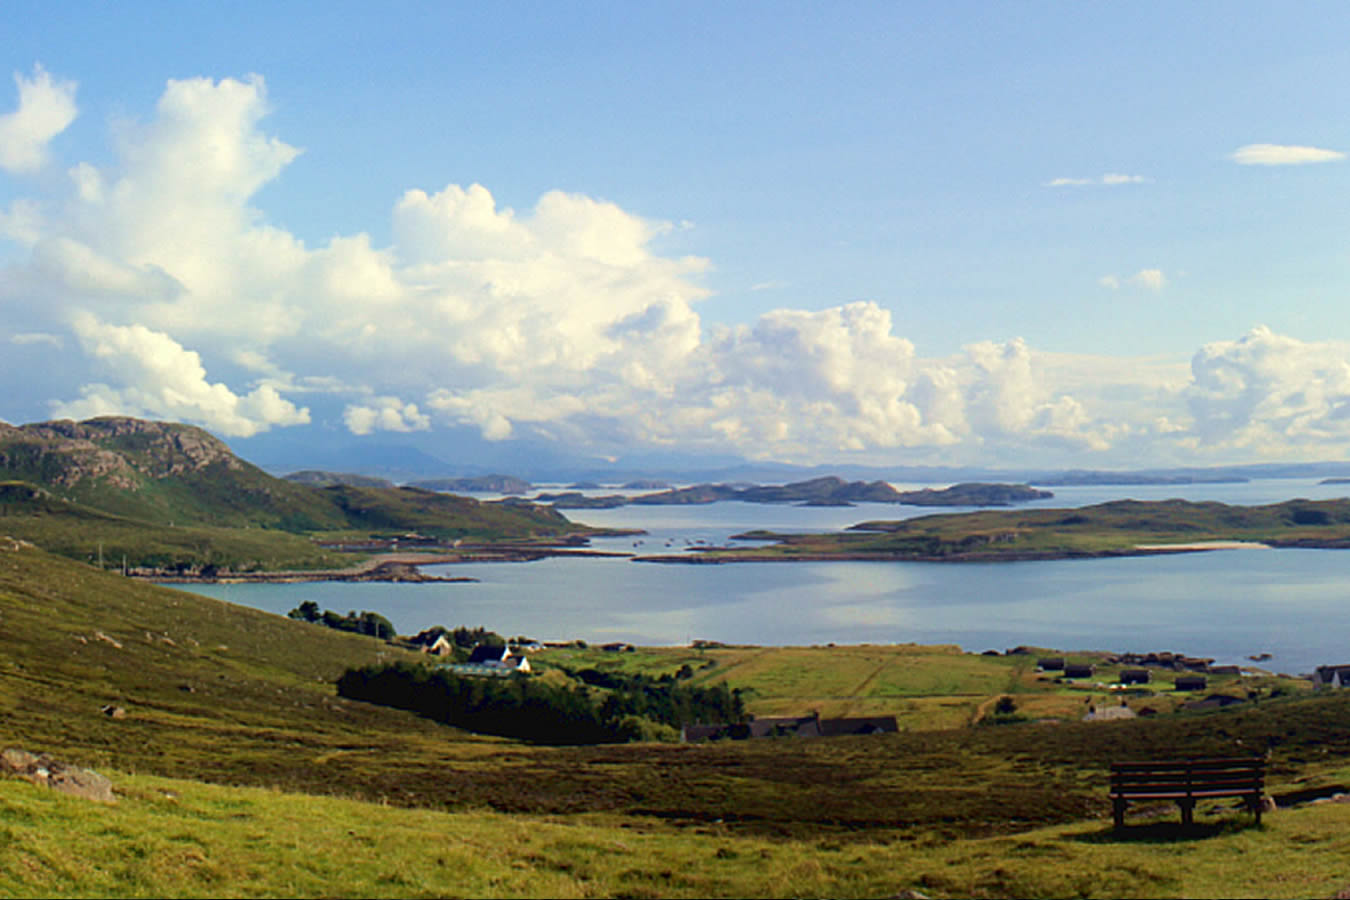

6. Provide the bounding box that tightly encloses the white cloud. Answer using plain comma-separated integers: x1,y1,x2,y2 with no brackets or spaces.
1230,143,1345,166
54,315,309,437
1185,326,1350,451
10,332,62,348
1130,269,1166,290
1100,269,1166,290
0,64,77,174
342,397,431,436
1046,173,1149,187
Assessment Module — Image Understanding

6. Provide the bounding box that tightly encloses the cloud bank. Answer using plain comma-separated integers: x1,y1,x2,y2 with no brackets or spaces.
2,70,1348,467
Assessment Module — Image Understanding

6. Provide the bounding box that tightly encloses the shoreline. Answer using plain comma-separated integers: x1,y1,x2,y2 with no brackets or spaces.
142,547,635,585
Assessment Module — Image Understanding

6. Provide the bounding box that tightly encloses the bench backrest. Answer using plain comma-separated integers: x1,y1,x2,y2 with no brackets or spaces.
1111,757,1264,794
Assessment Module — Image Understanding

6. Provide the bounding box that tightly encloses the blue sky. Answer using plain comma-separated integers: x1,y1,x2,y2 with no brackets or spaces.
4,2,1350,470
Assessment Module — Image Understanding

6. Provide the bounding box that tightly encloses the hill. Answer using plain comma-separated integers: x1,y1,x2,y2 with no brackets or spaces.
0,417,587,569
282,470,396,489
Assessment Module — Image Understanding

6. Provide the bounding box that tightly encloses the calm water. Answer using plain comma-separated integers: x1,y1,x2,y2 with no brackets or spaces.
175,478,1350,675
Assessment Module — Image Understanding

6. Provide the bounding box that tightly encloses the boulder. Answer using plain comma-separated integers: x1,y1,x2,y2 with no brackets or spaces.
0,748,116,804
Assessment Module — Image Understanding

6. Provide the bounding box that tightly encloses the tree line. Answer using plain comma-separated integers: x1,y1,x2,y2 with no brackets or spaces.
336,661,745,744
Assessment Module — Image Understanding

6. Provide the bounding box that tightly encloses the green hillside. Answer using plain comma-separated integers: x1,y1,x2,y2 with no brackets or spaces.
0,416,586,569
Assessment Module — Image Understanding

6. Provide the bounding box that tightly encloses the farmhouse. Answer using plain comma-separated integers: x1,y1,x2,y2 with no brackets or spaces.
455,644,532,674
1118,669,1151,685
1174,675,1208,691
1313,664,1350,689
1063,663,1095,679
1037,657,1065,671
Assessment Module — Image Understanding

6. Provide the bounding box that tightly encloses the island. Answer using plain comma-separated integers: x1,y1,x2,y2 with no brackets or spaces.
531,477,1051,509
635,497,1350,563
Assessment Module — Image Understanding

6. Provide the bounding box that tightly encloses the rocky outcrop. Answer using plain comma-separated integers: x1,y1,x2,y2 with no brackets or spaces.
1,748,116,804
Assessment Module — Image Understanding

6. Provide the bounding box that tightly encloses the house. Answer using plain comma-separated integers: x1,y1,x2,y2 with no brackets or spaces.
1313,665,1350,690
1174,675,1207,691
1063,663,1095,679
465,644,531,673
1037,657,1065,672
422,635,454,656
681,714,898,743
1207,665,1242,676
1119,669,1151,685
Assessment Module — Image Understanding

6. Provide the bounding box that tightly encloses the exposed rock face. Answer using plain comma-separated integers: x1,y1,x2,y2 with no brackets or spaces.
11,416,241,488
0,748,117,804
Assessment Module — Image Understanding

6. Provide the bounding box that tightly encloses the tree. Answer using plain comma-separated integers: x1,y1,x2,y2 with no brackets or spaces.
288,600,321,623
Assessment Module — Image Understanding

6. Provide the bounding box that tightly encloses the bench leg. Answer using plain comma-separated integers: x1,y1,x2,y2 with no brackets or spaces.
1113,799,1126,829
1179,799,1195,826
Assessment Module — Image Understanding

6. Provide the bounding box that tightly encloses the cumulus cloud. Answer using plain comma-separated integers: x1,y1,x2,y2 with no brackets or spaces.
343,397,431,436
1046,173,1149,187
1230,143,1346,166
0,64,77,173
1185,326,1350,451
53,315,309,437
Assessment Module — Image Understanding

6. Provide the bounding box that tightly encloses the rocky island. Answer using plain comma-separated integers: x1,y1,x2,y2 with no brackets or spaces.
534,477,1052,509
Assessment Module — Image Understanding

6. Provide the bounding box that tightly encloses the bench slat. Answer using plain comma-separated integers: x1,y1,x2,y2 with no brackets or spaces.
1108,757,1266,828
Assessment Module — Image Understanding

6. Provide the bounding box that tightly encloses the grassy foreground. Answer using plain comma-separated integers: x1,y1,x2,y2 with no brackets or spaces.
5,768,1350,899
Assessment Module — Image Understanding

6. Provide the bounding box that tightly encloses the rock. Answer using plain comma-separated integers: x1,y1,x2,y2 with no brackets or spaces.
1,748,116,804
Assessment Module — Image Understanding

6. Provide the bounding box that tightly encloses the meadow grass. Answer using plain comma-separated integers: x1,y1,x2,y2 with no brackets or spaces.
4,768,1350,899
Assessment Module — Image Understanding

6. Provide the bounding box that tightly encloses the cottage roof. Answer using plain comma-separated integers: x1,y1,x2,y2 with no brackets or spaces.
467,644,510,664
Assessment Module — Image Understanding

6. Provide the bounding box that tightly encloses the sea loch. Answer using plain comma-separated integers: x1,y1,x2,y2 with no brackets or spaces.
175,478,1350,676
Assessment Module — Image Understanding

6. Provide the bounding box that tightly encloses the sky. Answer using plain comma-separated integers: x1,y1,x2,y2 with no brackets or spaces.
4,2,1350,472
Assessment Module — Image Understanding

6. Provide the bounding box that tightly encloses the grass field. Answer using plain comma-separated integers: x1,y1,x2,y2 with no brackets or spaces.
6,766,1350,898
533,643,1305,730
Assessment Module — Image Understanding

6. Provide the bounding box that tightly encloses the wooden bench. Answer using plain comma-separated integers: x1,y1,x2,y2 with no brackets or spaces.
1109,757,1266,828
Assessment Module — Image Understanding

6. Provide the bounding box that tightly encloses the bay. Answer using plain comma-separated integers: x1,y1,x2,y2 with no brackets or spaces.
174,477,1350,675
